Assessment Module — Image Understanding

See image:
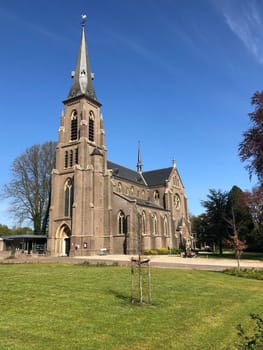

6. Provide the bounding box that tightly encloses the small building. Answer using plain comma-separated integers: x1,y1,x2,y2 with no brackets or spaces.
0,235,47,254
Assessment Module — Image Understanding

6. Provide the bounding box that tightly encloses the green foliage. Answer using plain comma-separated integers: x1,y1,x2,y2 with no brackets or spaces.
144,247,182,255
223,268,263,281
201,189,229,254
0,224,33,236
236,314,263,349
239,91,263,184
144,249,158,255
0,224,11,236
0,264,262,349
156,247,169,255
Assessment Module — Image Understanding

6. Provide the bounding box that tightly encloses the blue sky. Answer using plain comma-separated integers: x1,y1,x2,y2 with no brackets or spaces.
0,0,262,227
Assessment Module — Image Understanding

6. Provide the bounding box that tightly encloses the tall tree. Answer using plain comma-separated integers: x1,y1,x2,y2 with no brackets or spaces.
244,186,263,251
1,141,56,234
201,189,229,254
239,91,263,184
226,186,255,242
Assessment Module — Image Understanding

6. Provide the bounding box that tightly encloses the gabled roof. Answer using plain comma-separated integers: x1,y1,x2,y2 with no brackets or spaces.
107,161,174,187
107,161,144,184
143,167,173,186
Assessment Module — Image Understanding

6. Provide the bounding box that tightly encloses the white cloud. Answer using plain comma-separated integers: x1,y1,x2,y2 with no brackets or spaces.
220,0,263,64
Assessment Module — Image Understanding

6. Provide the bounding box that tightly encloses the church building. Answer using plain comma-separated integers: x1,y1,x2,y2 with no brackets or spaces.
47,18,191,256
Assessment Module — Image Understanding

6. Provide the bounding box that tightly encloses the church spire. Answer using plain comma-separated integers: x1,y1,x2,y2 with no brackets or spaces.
67,14,98,102
137,141,143,173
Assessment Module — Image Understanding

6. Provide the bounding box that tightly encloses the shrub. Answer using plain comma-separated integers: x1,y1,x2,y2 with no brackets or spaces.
157,247,169,255
144,249,158,255
223,268,263,281
236,313,263,349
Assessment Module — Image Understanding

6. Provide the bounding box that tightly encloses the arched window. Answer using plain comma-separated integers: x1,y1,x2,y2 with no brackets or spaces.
141,190,145,199
71,110,78,141
89,111,95,142
64,179,74,217
118,211,126,235
152,213,157,235
141,211,146,235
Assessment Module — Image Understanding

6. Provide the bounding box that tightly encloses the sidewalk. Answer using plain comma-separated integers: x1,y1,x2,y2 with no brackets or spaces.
1,253,263,271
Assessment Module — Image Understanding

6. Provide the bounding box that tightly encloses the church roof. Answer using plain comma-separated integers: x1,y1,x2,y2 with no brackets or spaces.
143,167,173,186
66,17,98,104
107,161,173,187
107,161,144,184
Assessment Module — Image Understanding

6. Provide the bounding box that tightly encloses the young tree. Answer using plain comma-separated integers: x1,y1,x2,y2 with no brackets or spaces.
239,91,263,184
226,201,247,271
1,141,56,234
201,189,229,254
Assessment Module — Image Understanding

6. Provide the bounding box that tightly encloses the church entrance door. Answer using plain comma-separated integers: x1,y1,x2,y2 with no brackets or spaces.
57,224,72,256
64,237,71,256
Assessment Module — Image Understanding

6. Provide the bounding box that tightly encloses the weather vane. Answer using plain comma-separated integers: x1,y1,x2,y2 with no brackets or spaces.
81,14,87,27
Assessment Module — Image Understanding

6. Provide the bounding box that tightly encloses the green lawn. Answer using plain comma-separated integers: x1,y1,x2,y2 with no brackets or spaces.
198,250,263,261
0,264,262,350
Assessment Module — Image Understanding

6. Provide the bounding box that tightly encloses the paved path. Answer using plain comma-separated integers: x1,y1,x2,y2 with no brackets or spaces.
1,253,263,271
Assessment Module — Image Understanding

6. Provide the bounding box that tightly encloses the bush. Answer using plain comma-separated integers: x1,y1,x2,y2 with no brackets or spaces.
223,268,263,281
144,249,158,255
236,314,263,349
144,248,182,255
157,247,169,255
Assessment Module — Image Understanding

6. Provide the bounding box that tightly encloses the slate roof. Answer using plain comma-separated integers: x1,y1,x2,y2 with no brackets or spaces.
66,23,98,104
107,161,173,187
107,161,143,184
143,167,173,186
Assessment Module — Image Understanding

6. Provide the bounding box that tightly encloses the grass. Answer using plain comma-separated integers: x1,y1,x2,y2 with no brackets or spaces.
0,264,262,350
224,268,263,280
198,250,263,261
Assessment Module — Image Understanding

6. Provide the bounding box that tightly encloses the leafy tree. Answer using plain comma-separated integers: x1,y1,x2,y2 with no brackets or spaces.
201,189,229,254
227,186,255,242
0,224,11,236
239,91,263,184
1,141,56,234
244,185,263,251
191,214,210,248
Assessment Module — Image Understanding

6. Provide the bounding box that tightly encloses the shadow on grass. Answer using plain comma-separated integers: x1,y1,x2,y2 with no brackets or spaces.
108,289,160,307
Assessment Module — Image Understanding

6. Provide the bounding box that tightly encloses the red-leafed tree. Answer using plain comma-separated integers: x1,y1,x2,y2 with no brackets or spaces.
239,91,263,250
239,91,263,184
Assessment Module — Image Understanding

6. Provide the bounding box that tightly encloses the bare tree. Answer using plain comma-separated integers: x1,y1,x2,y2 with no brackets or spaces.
226,206,247,272
1,141,56,234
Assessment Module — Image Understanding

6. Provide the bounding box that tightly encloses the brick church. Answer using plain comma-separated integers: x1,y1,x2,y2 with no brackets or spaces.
47,18,192,256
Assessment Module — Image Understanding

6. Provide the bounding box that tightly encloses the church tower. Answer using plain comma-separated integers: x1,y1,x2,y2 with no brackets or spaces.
48,16,112,256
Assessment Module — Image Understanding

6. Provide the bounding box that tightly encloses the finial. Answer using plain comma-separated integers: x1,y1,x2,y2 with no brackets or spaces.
81,14,87,27
173,158,176,168
137,141,143,173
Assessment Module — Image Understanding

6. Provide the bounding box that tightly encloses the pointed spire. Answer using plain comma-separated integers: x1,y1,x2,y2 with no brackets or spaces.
67,14,98,103
137,141,143,173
